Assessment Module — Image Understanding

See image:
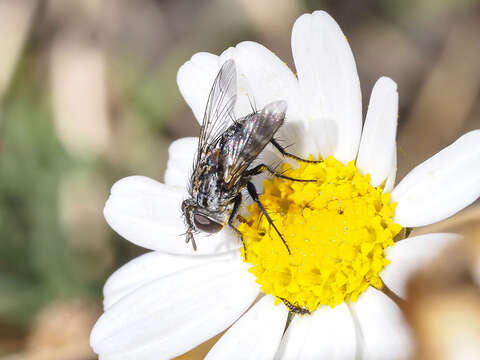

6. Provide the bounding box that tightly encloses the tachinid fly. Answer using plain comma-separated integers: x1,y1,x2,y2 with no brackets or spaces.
181,59,320,255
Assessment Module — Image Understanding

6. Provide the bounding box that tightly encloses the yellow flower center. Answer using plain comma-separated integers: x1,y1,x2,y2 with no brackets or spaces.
239,156,402,313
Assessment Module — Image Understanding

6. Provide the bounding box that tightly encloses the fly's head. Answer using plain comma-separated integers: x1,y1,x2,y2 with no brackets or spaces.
181,198,225,251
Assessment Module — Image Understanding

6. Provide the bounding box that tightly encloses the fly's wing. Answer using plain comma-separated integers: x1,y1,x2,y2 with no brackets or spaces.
196,59,237,163
223,100,287,186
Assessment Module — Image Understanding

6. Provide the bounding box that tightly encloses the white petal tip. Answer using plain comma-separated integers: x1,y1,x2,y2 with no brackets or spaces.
377,76,398,91
312,10,331,17
294,11,338,30
392,130,480,227
109,176,159,196
236,40,262,51
299,10,330,20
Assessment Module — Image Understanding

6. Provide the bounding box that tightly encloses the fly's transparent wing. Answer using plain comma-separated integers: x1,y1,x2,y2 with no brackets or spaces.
196,59,237,163
223,100,287,186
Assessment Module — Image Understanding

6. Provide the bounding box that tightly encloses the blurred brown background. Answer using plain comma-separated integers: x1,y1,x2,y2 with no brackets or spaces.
0,0,479,359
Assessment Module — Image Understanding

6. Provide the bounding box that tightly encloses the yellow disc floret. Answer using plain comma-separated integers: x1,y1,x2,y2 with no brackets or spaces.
239,156,402,312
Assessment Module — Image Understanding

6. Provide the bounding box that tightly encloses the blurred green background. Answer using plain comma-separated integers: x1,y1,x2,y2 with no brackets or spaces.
0,0,479,359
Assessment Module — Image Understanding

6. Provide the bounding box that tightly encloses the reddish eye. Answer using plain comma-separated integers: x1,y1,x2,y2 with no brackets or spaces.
193,214,223,233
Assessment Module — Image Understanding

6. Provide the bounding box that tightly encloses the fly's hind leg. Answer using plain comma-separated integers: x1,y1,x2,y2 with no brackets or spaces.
270,138,322,164
228,194,248,259
246,182,291,255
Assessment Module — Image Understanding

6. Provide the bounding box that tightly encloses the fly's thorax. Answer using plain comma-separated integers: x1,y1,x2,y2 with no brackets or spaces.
190,146,240,211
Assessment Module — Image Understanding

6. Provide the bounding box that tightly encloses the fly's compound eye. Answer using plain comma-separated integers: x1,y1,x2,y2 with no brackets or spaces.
193,214,223,233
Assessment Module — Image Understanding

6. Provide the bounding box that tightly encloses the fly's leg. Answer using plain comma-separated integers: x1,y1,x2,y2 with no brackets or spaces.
186,228,197,251
246,182,291,255
227,194,248,259
245,164,317,183
182,201,198,251
270,138,322,164
278,297,311,315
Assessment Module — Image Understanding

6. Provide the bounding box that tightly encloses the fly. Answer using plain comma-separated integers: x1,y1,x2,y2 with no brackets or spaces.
181,59,321,256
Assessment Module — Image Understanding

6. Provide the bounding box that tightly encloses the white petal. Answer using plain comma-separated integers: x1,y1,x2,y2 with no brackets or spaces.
357,77,398,187
104,176,241,254
232,42,313,157
233,41,300,111
205,295,288,360
392,130,480,227
384,146,397,193
381,233,461,299
103,251,238,310
177,52,220,123
291,11,362,163
351,287,413,360
91,258,259,359
164,137,198,188
276,303,356,359
104,176,185,236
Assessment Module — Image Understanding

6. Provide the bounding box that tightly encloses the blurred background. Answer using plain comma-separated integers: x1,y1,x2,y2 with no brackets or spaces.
0,0,479,359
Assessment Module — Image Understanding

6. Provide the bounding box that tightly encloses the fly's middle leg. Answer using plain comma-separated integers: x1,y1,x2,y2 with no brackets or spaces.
270,138,323,164
246,182,291,255
245,164,317,183
227,194,248,259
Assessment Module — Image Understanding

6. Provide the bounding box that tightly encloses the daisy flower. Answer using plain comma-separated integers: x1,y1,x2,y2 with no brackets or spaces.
90,10,480,360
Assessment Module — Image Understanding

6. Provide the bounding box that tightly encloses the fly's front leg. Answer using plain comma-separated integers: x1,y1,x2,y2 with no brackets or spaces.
270,138,322,163
228,194,248,259
186,227,197,251
245,164,317,183
246,182,291,255
183,206,197,251
182,200,198,251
